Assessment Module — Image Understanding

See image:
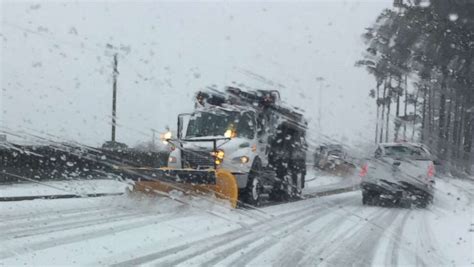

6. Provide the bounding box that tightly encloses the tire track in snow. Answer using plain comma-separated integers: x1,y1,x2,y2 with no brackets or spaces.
315,208,398,266
229,205,368,267
0,197,195,240
113,206,320,266
417,210,447,266
2,197,204,241
111,195,355,266
0,205,114,223
273,206,374,267
297,207,387,266
0,206,124,231
385,209,411,266
159,204,335,267
0,209,147,240
0,210,195,259
201,203,347,267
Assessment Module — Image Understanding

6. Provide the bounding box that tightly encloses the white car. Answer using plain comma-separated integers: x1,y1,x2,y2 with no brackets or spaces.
360,142,436,208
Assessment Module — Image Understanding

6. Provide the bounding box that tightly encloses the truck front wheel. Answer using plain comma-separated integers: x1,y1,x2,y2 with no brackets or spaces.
294,172,304,198
288,166,305,199
242,159,263,207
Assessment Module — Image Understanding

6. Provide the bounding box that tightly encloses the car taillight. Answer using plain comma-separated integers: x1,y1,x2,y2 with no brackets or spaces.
359,163,368,177
427,163,435,178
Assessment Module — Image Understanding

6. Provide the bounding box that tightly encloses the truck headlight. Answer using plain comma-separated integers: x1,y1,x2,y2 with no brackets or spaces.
232,156,250,164
211,150,225,160
216,150,225,160
211,150,225,166
240,156,249,164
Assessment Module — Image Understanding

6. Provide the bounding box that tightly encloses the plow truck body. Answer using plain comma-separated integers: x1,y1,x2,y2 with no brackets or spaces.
131,87,308,208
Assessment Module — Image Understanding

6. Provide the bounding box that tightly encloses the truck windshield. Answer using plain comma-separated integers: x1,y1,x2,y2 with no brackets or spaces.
383,145,431,160
186,111,255,139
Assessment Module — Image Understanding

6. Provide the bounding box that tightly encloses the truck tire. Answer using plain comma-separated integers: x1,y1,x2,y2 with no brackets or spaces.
295,173,303,198
362,190,378,205
284,175,295,200
362,192,370,205
414,192,432,208
248,177,261,206
289,162,305,199
287,172,303,199
242,159,263,207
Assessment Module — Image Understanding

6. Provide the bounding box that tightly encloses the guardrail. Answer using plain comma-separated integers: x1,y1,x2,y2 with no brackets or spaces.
0,144,169,183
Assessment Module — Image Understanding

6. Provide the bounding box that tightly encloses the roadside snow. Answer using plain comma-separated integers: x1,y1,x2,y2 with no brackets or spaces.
304,168,358,195
0,179,128,197
306,175,345,187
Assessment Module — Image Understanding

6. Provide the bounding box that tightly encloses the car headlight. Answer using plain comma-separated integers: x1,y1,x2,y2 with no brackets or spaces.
168,156,177,163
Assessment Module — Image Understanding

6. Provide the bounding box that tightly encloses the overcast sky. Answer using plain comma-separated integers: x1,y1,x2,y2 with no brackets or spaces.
1,0,392,149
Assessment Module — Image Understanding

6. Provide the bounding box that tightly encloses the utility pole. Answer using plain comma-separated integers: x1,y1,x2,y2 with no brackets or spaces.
151,129,156,149
111,53,118,142
316,77,325,137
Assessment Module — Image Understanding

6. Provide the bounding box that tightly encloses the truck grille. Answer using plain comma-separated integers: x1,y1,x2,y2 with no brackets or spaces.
182,150,214,169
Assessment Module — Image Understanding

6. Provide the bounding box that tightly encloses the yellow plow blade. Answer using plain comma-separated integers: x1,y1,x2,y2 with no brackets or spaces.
131,168,238,208
214,169,239,208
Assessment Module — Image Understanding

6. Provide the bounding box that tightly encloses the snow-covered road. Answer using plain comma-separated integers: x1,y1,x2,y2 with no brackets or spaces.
1,177,473,266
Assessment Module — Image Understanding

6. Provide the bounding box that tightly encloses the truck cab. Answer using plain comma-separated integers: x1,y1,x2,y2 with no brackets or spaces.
167,107,263,189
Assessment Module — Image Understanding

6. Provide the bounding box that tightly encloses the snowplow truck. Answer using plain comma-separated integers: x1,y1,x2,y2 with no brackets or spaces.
132,87,308,208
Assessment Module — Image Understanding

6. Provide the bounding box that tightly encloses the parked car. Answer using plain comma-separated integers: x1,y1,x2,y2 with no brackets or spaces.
314,144,356,176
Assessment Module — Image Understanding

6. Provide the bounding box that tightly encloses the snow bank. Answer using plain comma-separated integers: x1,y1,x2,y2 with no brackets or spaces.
304,169,359,195
0,179,128,198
